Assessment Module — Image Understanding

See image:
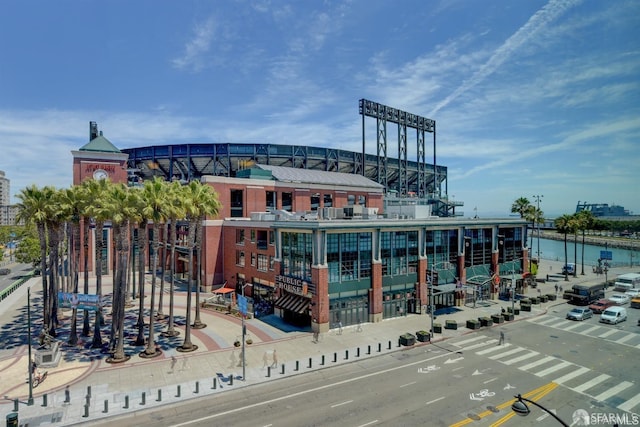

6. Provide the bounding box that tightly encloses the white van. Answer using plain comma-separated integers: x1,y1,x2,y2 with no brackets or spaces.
600,306,627,325
614,273,640,292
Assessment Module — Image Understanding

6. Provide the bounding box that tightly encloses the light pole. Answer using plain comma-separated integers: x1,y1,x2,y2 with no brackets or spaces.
511,394,568,426
237,282,251,381
428,278,434,335
532,195,543,267
27,287,34,406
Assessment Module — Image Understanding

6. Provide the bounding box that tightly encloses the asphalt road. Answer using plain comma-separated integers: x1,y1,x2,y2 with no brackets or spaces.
85,304,640,427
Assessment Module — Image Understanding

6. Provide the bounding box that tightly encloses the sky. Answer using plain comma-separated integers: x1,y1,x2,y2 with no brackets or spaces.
1,0,638,218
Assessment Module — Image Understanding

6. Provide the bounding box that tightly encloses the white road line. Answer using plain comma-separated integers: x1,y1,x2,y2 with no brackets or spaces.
535,361,572,377
618,391,640,413
452,335,489,347
562,322,586,331
502,351,539,365
426,396,446,405
598,329,619,338
528,316,556,325
593,381,633,402
357,420,378,427
461,340,498,351
519,355,555,371
331,400,353,408
580,325,602,336
573,374,611,393
483,378,498,384
476,343,512,355
488,347,525,360
400,381,416,388
554,366,590,384
614,333,635,344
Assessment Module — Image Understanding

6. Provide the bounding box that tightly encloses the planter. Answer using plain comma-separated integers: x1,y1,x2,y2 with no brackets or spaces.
233,340,241,347
530,297,539,304
539,295,548,303
546,294,557,301
479,317,493,327
491,314,505,324
416,331,431,342
433,323,442,334
445,320,458,330
466,319,481,330
245,339,253,345
504,313,514,321
399,333,416,346
520,304,532,312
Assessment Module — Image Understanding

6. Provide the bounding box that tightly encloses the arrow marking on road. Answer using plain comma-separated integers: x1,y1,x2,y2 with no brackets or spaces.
445,357,464,364
504,383,516,390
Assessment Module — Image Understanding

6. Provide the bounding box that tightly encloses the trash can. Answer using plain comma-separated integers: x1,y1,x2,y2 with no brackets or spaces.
6,413,18,427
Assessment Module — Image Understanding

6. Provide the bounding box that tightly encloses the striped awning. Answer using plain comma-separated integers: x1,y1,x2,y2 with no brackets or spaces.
274,293,310,315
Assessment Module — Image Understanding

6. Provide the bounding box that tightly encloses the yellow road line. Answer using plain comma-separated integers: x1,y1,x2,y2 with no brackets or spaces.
449,382,557,427
489,383,558,427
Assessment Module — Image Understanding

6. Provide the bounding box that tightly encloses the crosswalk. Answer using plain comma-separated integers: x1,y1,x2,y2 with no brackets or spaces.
451,331,640,413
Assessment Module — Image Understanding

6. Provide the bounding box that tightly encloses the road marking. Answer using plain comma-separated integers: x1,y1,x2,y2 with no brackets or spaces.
618,391,640,412
563,322,585,331
593,381,633,402
452,335,488,347
331,400,353,408
488,383,558,427
488,347,524,360
580,325,602,335
426,396,445,405
483,378,498,384
519,355,554,371
553,366,590,384
461,340,498,351
357,420,378,427
529,316,557,325
535,360,572,377
400,381,416,388
614,333,635,344
573,373,611,393
476,343,512,355
501,350,538,365
598,329,618,338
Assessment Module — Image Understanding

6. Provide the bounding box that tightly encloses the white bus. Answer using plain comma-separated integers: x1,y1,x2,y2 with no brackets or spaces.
614,273,640,292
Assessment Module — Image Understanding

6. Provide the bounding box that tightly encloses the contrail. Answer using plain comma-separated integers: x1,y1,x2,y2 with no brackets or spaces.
429,0,582,117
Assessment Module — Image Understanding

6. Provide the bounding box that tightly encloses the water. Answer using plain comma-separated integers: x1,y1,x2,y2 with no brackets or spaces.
532,238,639,267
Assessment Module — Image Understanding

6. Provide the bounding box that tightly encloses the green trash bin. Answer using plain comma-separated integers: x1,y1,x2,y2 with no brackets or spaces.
6,413,18,427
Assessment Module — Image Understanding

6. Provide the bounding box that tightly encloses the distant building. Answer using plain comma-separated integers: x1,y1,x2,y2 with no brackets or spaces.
576,201,630,217
0,170,20,226
0,170,9,206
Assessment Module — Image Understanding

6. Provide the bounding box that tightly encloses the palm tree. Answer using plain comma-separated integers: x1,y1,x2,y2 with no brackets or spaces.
128,189,149,347
570,214,579,278
140,177,168,359
555,214,573,281
16,185,55,332
83,178,113,348
575,210,595,275
162,181,186,338
511,197,531,218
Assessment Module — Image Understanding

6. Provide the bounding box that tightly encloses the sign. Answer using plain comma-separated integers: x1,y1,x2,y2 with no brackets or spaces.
600,251,613,261
58,292,101,311
275,275,309,296
237,295,248,316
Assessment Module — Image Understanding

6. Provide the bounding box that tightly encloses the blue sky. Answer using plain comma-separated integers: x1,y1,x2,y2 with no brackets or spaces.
1,0,638,218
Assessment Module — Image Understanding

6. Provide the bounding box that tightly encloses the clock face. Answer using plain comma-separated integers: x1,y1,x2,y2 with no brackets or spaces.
93,169,108,180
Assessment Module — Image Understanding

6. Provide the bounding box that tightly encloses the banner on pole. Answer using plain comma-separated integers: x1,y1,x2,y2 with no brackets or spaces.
58,292,101,311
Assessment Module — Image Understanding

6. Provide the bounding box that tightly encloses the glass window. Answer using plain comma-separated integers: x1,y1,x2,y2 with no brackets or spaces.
230,189,243,218
282,192,293,212
236,250,245,267
257,254,268,271
266,191,276,210
236,229,245,244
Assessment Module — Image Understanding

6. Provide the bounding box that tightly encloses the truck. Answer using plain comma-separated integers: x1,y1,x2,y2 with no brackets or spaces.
566,283,605,306
614,273,640,292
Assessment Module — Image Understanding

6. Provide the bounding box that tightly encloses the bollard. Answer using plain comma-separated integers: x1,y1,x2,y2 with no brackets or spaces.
333,352,337,363
83,404,89,418
87,385,92,398
345,349,349,360
123,395,129,409
388,340,392,350
212,378,217,389
42,394,48,407
357,347,360,357
308,357,312,368
13,398,19,412
321,355,325,365
141,392,146,406
281,363,285,375
295,360,299,371
195,381,199,394
157,389,162,402
378,342,382,353
64,388,70,404
103,399,108,414
229,374,233,386
367,345,371,355
176,385,181,398
267,366,271,377
85,395,91,407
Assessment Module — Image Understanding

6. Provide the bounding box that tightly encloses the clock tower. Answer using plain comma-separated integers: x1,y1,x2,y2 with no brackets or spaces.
71,122,128,185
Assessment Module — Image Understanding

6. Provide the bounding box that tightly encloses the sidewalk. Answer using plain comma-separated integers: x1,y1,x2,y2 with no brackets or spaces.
1,259,636,426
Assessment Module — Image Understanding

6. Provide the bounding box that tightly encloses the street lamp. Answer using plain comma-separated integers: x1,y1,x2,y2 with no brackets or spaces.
511,394,569,426
27,287,34,406
532,195,543,268
237,282,251,381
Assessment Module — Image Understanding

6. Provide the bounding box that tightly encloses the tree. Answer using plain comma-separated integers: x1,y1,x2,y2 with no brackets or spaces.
511,197,531,218
555,214,573,281
139,177,168,359
575,210,595,275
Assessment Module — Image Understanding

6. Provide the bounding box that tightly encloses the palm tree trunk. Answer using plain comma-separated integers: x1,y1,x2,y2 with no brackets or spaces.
162,220,179,337
141,225,161,358
564,233,569,281
91,221,105,349
134,225,147,346
192,219,206,329
573,232,578,277
157,222,169,320
82,219,91,337
68,220,80,346
581,230,586,275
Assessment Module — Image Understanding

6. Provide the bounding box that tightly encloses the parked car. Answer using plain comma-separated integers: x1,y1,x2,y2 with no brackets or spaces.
624,288,640,298
589,299,616,314
566,307,593,321
609,294,630,305
0,268,11,275
600,307,627,325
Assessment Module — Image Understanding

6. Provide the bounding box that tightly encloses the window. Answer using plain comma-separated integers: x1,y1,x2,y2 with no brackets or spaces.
269,231,275,245
230,189,244,218
257,254,268,271
310,193,320,211
251,252,256,267
257,230,268,249
250,229,256,243
324,194,333,208
236,229,245,244
269,255,275,270
282,192,293,212
236,250,245,267
327,232,372,283
266,191,276,210
281,232,313,281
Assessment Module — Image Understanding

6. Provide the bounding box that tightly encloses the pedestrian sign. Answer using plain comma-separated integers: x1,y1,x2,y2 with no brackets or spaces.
600,250,613,261
238,295,247,316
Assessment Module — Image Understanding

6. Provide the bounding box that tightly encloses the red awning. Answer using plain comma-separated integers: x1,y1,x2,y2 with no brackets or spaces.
213,287,235,294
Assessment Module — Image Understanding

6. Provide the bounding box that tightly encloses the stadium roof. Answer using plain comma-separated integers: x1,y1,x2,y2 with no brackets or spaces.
255,164,384,189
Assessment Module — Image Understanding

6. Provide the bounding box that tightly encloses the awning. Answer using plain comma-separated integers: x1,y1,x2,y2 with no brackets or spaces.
274,293,310,315
213,287,235,294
